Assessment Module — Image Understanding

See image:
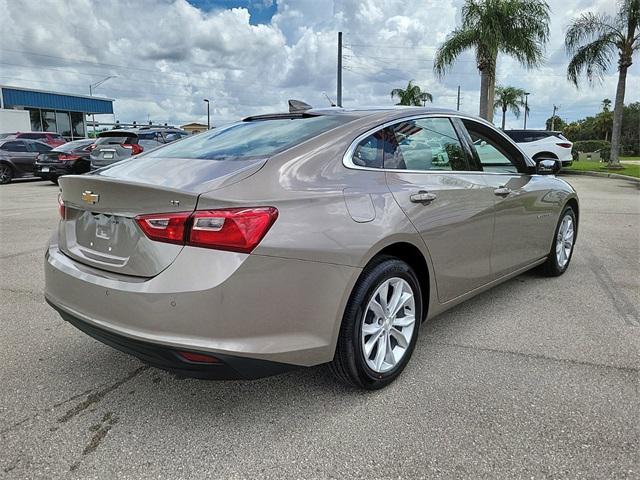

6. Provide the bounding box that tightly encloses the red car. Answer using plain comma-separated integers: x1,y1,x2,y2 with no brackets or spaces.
13,132,67,147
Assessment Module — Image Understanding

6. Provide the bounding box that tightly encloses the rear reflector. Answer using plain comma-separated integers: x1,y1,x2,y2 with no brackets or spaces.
556,143,572,148
134,207,278,253
176,351,220,364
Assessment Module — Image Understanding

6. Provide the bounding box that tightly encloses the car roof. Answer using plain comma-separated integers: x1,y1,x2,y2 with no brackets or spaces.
98,127,186,137
0,138,50,146
504,129,561,134
244,106,459,121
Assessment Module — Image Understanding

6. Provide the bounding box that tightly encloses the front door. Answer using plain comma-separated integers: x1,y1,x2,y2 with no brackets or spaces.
382,117,496,303
460,119,558,278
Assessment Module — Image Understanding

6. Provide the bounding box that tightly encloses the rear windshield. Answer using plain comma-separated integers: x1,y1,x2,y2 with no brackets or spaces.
96,135,138,145
53,140,92,152
145,115,352,160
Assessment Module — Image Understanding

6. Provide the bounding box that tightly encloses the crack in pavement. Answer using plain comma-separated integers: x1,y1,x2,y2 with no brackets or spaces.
58,366,149,424
427,341,639,374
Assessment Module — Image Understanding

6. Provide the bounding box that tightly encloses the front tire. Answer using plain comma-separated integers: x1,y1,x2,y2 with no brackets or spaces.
329,256,422,389
542,206,576,276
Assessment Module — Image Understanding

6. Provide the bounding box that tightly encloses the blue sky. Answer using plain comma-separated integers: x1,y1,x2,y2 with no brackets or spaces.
187,0,277,25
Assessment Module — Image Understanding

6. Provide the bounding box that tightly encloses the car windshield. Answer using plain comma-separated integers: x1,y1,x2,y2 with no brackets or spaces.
145,115,352,160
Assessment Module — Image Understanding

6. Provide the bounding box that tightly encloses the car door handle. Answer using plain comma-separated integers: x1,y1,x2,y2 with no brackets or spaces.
409,191,437,204
494,187,512,197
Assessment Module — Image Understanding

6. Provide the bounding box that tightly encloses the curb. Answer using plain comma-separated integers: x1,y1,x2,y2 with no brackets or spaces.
560,170,640,184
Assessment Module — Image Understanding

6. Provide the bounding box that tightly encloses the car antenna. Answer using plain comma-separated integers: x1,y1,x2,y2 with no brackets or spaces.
288,99,312,113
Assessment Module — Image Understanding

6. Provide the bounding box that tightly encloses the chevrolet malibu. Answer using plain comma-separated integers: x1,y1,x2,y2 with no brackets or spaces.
45,107,578,389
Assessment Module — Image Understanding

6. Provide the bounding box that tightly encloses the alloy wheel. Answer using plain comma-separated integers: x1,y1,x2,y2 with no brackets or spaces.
361,277,416,373
0,165,11,184
556,214,574,268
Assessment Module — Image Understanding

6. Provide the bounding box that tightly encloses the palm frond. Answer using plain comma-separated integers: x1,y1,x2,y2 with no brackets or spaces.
565,12,620,54
566,34,617,85
433,27,479,77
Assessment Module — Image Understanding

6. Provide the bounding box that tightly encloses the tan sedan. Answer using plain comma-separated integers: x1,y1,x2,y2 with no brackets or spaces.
45,107,578,389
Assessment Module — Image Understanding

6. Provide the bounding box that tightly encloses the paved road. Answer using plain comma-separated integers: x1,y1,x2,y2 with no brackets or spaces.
1,176,638,479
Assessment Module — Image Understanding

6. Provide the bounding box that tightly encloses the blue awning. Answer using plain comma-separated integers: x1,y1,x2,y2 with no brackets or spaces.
1,87,114,114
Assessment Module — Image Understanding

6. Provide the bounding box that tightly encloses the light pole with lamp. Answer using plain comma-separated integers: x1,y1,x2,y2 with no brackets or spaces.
89,75,116,136
523,92,530,130
203,99,210,130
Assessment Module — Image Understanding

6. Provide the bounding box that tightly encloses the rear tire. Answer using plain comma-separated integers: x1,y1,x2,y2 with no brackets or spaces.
0,164,12,184
329,256,422,389
542,206,576,276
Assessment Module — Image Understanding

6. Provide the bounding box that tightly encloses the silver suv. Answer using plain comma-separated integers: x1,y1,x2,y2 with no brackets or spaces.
90,127,188,169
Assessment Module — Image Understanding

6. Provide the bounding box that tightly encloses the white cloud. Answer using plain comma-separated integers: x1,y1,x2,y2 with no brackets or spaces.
0,0,637,129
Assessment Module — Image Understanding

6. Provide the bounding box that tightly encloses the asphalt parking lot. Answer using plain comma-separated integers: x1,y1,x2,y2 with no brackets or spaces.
1,175,638,479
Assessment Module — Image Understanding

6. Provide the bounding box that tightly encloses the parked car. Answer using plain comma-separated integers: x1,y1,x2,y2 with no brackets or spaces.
34,138,94,184
12,132,67,148
90,127,188,169
46,107,578,389
504,130,573,166
0,139,52,184
0,132,15,139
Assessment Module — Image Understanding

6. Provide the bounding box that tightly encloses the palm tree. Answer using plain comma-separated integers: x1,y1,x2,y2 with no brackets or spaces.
434,0,550,122
390,81,433,106
493,86,527,129
565,0,639,167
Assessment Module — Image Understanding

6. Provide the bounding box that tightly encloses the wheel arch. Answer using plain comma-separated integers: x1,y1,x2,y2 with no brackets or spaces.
367,241,431,322
565,197,579,241
532,151,558,159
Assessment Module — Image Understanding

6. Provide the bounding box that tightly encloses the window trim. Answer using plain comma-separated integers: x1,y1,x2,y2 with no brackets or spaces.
342,113,535,175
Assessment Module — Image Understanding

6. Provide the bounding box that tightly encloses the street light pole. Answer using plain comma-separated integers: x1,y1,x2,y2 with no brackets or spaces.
523,92,530,130
89,75,116,137
203,99,210,129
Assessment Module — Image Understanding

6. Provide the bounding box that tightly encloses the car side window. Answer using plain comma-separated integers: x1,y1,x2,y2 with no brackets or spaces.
463,121,524,174
2,141,28,152
352,129,389,169
384,118,469,171
32,143,51,153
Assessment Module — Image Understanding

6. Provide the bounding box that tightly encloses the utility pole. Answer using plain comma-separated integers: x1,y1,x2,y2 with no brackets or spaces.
89,75,116,136
337,31,343,108
551,104,558,130
203,99,210,129
456,86,461,111
523,92,530,129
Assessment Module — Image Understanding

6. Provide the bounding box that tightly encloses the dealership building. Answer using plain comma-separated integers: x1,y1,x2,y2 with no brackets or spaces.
0,85,114,140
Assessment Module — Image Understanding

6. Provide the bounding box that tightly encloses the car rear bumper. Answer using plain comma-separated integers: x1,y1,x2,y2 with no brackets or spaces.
47,298,297,379
34,163,74,178
44,242,359,372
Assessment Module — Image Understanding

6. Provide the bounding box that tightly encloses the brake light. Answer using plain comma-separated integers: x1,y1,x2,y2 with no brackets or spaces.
556,143,572,148
122,143,144,155
134,212,191,245
134,207,278,253
58,154,80,161
58,193,65,219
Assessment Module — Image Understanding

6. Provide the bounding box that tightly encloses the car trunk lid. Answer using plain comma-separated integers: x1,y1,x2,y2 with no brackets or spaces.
57,156,266,277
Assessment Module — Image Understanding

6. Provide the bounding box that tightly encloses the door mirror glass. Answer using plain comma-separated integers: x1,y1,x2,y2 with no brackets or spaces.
535,158,560,175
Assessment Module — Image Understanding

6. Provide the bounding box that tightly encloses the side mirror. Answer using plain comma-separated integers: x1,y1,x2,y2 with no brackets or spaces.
535,158,561,175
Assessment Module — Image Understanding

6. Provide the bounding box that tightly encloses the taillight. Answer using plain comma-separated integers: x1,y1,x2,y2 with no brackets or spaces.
58,193,65,219
134,212,191,245
556,143,572,148
58,154,80,162
122,143,144,155
134,207,278,253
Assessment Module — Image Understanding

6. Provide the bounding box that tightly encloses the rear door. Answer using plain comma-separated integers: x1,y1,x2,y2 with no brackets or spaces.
2,141,36,174
460,119,557,278
382,116,496,303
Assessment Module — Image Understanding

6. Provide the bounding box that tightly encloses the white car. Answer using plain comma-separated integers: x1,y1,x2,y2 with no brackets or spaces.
504,130,573,167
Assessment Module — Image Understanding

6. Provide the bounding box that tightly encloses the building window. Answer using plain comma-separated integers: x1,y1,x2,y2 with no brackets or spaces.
42,111,56,132
28,109,42,131
56,111,71,138
70,112,85,138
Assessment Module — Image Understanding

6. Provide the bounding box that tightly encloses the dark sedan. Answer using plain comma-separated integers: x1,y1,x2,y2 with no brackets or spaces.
0,139,52,184
34,139,94,184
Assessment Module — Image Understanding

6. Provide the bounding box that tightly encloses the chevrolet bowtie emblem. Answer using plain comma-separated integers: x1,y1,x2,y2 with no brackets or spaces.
81,190,100,205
